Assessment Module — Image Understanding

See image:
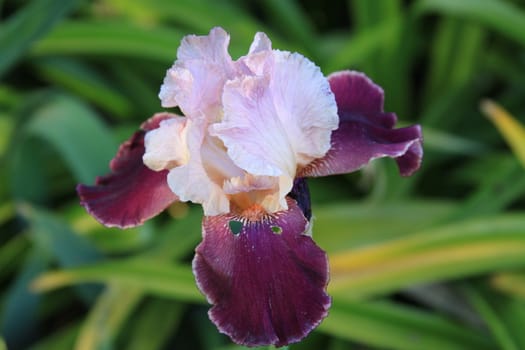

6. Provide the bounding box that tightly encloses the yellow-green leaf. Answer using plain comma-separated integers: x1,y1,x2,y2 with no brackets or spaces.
481,99,525,169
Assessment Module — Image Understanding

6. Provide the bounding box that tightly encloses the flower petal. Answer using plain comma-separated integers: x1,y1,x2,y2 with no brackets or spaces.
288,178,312,221
159,27,236,119
166,119,233,216
77,113,178,228
193,198,330,347
211,51,338,211
300,71,423,177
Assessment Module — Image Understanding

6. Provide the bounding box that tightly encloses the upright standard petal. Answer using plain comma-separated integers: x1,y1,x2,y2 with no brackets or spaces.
193,198,330,347
77,113,178,228
301,71,423,178
159,27,236,120
211,50,338,211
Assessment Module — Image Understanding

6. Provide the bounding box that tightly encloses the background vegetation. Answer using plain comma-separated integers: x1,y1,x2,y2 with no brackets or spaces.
2,0,525,349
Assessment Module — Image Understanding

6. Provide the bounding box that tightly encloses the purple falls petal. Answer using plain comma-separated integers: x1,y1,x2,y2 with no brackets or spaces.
193,198,330,347
300,71,423,178
77,113,178,228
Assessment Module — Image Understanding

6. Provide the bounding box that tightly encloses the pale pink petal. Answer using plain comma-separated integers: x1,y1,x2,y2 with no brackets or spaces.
177,27,233,68
143,116,189,171
269,51,339,164
158,27,236,119
210,51,338,211
166,119,233,216
248,32,272,54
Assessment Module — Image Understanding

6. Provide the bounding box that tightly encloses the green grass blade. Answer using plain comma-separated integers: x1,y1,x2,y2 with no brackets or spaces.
492,272,525,299
23,93,117,184
74,284,143,350
103,0,273,53
422,126,487,155
422,18,484,105
461,283,519,350
71,209,201,349
262,0,317,56
323,16,402,73
447,156,525,221
32,20,184,63
0,0,79,77
318,299,493,350
1,249,49,349
35,58,132,119
125,299,185,350
482,282,525,348
416,0,525,46
328,214,525,298
32,259,204,303
481,100,525,168
0,234,29,283
314,200,458,251
27,323,80,350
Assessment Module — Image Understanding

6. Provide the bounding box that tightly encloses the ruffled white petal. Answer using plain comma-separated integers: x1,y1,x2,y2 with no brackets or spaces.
158,27,236,120
269,51,339,164
150,27,338,215
248,32,272,55
166,119,230,216
143,117,189,171
211,50,338,183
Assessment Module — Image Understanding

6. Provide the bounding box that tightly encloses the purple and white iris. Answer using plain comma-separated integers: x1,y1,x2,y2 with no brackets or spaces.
77,27,422,347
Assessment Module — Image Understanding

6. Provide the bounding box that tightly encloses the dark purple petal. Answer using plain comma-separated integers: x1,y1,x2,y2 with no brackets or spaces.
193,199,330,347
300,71,423,178
77,113,179,228
288,178,311,220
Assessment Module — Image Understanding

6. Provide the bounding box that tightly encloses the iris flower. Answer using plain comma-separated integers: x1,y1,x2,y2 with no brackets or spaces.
77,27,422,347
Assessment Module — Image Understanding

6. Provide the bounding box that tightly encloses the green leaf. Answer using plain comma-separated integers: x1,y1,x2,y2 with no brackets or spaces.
314,201,458,252
422,126,487,155
448,156,525,221
74,284,143,350
323,17,402,72
262,0,317,57
21,204,102,268
124,298,185,350
35,58,132,119
328,214,525,298
70,208,201,350
32,259,203,303
1,249,49,349
319,299,493,350
481,100,525,169
102,0,279,56
0,234,29,282
27,322,79,350
492,271,525,299
0,114,14,157
32,20,183,63
23,93,117,184
461,283,520,350
0,0,79,76
22,204,103,303
416,0,525,47
482,285,525,348
421,18,484,105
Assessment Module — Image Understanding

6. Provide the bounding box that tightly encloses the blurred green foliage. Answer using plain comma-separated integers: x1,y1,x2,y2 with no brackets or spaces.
2,0,525,349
